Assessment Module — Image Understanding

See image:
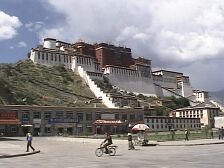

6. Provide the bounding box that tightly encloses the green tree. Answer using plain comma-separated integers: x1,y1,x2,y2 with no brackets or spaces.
165,96,190,109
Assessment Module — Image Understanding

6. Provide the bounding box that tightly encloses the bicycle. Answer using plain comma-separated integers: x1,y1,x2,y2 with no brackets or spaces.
95,144,118,157
133,139,143,146
134,139,148,146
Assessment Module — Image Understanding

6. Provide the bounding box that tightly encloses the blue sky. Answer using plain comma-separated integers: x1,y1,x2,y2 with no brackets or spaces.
0,0,64,63
0,0,224,92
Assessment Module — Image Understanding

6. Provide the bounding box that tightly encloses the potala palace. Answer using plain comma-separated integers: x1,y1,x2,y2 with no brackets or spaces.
1,37,223,137
28,38,208,108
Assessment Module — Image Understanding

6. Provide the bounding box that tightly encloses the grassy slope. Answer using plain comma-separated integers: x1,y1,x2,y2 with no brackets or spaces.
0,60,99,107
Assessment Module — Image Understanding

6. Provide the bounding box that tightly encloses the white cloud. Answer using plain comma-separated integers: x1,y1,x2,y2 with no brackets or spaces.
40,0,224,90
38,27,65,42
25,21,44,32
178,59,224,91
17,41,27,48
0,11,22,40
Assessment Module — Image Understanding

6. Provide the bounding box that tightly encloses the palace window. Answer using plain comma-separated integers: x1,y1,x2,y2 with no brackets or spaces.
137,114,143,120
33,112,41,119
38,52,40,59
96,113,101,120
11,127,17,133
121,114,127,120
115,113,119,120
69,56,72,63
22,113,29,120
130,114,135,120
56,111,64,119
77,112,83,122
51,53,53,61
44,112,51,120
86,113,92,121
66,112,73,119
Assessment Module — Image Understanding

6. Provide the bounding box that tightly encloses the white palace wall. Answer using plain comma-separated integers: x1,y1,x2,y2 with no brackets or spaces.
104,67,157,97
183,82,194,98
30,49,72,69
153,73,193,98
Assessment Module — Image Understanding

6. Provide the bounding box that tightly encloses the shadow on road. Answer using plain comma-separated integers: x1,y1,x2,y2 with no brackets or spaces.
0,137,23,141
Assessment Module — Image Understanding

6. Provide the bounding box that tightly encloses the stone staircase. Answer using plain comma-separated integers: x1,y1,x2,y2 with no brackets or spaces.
210,99,224,112
77,66,118,108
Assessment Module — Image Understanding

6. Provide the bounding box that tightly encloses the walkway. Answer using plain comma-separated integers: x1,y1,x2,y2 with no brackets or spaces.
1,137,224,158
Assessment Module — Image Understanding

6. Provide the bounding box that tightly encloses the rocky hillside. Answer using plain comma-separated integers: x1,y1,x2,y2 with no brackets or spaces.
0,60,100,107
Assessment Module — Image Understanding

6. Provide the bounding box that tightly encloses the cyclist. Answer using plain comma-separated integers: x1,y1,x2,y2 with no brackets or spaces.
102,132,113,154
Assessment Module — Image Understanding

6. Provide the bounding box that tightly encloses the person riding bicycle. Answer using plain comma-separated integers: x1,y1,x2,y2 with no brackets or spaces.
102,132,113,154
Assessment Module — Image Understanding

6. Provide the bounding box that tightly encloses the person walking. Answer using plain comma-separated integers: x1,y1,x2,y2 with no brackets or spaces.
143,131,149,145
26,132,35,152
210,129,214,139
128,133,135,150
219,127,224,140
184,129,189,141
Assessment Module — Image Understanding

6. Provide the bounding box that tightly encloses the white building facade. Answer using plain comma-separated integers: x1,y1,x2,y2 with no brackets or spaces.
172,103,221,128
144,116,200,132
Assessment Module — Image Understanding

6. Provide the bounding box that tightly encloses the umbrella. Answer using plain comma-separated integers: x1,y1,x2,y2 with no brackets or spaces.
132,124,149,131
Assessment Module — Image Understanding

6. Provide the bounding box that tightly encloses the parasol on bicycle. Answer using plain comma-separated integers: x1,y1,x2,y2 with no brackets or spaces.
132,124,149,131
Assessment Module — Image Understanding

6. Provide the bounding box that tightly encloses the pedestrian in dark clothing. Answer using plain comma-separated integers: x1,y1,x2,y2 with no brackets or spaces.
185,129,189,141
128,133,135,150
210,129,214,139
102,132,112,153
219,127,224,140
26,132,35,152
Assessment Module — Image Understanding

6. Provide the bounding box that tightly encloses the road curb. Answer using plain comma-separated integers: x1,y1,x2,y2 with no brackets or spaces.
0,150,40,159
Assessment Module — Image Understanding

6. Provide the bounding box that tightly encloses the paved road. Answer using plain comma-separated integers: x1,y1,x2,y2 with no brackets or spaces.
1,137,224,168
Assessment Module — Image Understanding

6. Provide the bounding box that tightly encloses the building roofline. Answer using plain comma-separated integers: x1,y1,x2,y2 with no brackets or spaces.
104,65,136,71
44,38,56,41
0,105,144,112
152,69,184,75
174,106,220,111
144,115,200,119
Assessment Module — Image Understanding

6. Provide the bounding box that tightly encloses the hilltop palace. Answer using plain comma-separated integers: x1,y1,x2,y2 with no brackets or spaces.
28,38,209,108
1,37,223,137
